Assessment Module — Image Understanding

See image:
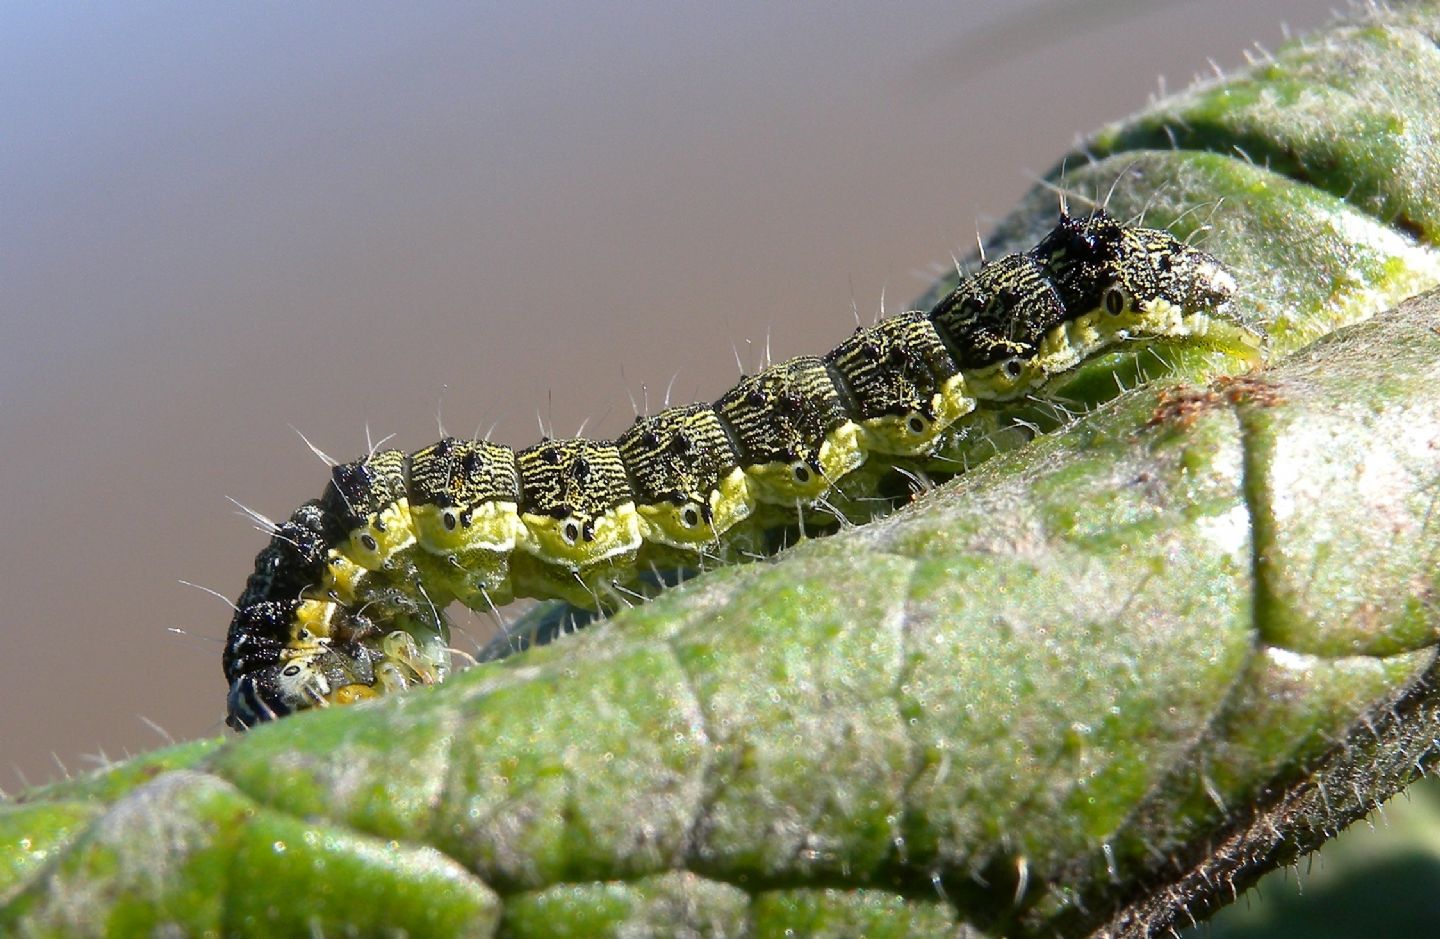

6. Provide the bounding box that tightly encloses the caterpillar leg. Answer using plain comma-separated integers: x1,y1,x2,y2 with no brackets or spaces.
378,629,448,688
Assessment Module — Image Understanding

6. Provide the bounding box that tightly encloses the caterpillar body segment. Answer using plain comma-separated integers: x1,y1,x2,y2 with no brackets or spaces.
223,209,1242,729
615,403,751,552
824,310,973,458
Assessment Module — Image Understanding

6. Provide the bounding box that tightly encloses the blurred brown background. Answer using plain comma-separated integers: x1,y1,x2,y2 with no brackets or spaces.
2,2,1330,789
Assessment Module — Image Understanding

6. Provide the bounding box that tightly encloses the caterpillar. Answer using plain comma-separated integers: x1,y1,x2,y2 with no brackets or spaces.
222,209,1241,730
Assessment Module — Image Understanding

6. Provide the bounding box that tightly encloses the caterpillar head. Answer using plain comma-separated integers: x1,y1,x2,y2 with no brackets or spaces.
225,644,377,730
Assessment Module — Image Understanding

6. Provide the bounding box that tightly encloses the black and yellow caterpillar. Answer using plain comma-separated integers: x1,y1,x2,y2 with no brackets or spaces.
223,209,1241,729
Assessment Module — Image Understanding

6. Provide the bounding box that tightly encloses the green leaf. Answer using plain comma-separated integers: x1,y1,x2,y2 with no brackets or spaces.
6,4,1440,936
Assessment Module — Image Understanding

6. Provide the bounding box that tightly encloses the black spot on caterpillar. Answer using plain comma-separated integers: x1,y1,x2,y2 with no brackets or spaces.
223,209,1241,729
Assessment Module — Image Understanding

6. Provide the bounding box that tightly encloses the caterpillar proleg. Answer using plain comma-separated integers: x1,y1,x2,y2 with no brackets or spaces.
223,209,1242,729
